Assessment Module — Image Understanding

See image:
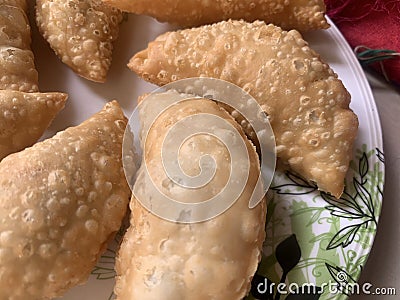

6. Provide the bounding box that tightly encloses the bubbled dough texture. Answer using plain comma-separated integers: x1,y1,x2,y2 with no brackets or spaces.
0,1,39,92
0,90,67,161
0,0,27,11
129,20,359,198
0,48,38,92
0,101,131,300
115,96,266,300
36,0,123,82
102,0,328,31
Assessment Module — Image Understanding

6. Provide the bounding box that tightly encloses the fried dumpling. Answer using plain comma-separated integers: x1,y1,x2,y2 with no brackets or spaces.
0,0,68,162
115,92,266,300
0,101,131,299
102,0,328,31
0,0,38,92
36,0,123,82
0,47,38,92
128,20,359,198
0,90,67,161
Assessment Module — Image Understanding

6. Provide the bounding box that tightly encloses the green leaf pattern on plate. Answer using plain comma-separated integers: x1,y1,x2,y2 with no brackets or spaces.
253,145,384,300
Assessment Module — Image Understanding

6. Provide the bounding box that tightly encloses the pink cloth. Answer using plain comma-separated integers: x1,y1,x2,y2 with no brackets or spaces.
325,0,400,86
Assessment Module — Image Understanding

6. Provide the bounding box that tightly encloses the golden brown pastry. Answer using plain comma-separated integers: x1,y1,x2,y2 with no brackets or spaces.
128,20,359,198
36,0,123,82
0,90,67,161
115,92,266,300
0,0,38,91
0,0,68,162
102,0,328,31
0,47,38,92
0,0,68,161
0,101,131,299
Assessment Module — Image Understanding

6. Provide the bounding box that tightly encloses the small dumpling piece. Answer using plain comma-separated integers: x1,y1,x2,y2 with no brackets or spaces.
0,47,38,92
36,0,124,82
0,90,67,161
0,0,39,92
0,101,131,299
115,93,266,300
102,0,328,31
128,20,359,198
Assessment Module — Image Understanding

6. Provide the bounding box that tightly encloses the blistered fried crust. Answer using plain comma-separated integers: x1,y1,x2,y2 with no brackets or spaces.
36,0,123,82
0,1,39,92
0,101,131,300
0,47,38,92
115,94,266,300
0,90,67,161
128,20,359,198
102,0,328,31
0,0,68,162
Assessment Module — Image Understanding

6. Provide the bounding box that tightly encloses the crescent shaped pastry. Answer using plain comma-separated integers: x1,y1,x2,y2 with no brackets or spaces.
115,92,266,300
101,0,328,31
36,0,123,82
128,20,359,198
0,101,131,299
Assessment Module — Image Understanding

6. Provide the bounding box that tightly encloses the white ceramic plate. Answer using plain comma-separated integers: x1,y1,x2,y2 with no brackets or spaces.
28,6,384,299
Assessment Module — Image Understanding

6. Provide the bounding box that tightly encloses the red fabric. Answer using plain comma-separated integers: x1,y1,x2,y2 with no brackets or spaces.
325,0,400,86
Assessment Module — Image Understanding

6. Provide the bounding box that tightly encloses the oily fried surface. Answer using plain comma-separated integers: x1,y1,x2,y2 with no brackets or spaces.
102,0,328,31
0,47,38,92
115,94,266,300
0,2,39,92
0,101,131,300
36,0,123,82
129,20,359,198
0,90,67,161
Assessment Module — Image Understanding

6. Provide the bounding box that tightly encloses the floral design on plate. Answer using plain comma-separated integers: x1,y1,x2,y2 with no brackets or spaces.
248,145,384,300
